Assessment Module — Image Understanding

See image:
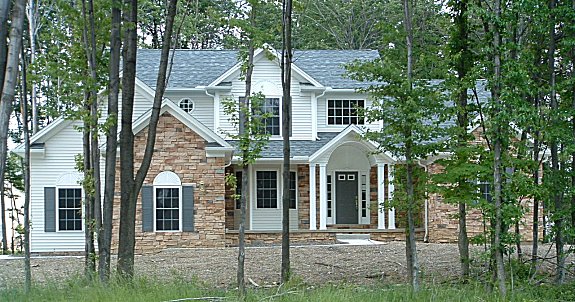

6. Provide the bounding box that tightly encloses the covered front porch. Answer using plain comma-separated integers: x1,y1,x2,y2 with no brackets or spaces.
225,126,401,233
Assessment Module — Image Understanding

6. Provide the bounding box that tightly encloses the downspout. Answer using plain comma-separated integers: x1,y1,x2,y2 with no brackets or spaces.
418,160,429,242
313,89,327,140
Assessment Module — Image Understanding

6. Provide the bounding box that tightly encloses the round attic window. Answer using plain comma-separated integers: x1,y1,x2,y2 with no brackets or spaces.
179,98,194,113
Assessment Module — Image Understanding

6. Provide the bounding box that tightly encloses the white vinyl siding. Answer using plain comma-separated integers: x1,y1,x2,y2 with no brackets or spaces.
164,93,214,129
30,121,106,252
98,88,153,125
219,56,312,140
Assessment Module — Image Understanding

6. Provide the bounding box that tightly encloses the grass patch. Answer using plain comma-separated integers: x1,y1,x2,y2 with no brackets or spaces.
2,277,574,301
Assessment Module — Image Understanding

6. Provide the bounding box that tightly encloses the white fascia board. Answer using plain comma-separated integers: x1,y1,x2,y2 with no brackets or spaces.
206,146,234,158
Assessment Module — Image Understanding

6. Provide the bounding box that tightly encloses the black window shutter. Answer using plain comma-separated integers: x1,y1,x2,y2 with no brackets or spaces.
182,185,195,232
141,185,153,232
44,187,56,232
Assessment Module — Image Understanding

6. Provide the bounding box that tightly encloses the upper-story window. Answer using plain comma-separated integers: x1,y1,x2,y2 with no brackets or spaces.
327,99,365,125
179,98,194,114
261,98,280,135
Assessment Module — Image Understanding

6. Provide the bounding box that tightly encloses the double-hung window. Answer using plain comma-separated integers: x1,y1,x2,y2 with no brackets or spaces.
253,97,280,135
255,171,297,209
327,99,365,125
155,187,181,231
58,188,82,231
256,171,278,208
479,182,492,203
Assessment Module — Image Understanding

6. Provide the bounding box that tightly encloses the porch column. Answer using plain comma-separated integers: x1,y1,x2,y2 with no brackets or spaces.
377,163,386,229
387,164,396,229
309,164,317,230
319,163,328,230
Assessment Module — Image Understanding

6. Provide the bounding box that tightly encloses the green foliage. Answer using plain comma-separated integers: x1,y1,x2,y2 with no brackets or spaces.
4,153,24,192
139,0,241,49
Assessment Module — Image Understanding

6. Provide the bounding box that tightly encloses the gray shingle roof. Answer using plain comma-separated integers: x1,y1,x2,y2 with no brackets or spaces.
228,132,339,158
136,49,379,89
293,50,380,89
137,50,238,89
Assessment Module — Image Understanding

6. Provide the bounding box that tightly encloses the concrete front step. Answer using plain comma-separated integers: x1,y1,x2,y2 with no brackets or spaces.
335,233,371,241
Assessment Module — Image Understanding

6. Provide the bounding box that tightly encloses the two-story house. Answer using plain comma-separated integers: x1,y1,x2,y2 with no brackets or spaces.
13,48,539,254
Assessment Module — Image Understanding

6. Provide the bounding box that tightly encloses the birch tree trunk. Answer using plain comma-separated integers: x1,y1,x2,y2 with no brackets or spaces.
1,0,26,261
0,0,11,256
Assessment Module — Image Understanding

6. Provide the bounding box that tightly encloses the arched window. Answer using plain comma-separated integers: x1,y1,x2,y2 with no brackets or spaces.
178,98,194,113
55,172,83,231
153,171,182,231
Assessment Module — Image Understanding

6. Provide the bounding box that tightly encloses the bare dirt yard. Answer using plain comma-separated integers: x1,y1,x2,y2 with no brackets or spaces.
0,242,567,289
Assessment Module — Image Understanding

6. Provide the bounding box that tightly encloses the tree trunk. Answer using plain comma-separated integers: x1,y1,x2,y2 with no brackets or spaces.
99,0,121,282
20,40,32,293
0,0,11,256
117,0,178,278
402,0,419,291
82,102,96,277
280,0,293,284
237,8,255,294
547,0,565,284
117,0,139,277
1,0,26,261
572,0,575,239
491,0,506,295
453,0,471,280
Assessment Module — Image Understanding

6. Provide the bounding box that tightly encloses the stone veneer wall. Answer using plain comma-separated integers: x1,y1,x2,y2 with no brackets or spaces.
426,127,543,243
225,229,422,246
111,112,227,254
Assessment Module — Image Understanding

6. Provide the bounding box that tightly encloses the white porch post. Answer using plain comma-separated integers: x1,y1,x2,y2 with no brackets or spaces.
319,163,328,230
387,164,396,229
377,163,386,229
309,164,317,230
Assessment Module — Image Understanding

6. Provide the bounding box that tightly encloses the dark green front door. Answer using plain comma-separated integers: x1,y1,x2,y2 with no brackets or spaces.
335,172,358,224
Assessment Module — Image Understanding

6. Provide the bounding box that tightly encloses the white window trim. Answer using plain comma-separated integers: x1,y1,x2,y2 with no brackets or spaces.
153,185,182,232
325,98,366,126
178,98,195,114
55,186,83,232
254,169,280,209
